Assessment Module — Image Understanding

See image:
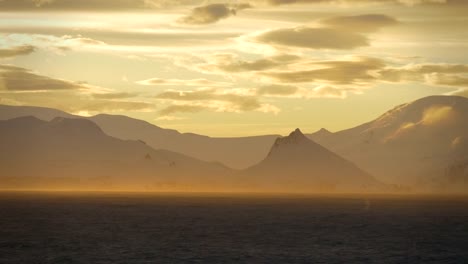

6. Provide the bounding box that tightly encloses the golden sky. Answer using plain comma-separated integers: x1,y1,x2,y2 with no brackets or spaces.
0,0,467,136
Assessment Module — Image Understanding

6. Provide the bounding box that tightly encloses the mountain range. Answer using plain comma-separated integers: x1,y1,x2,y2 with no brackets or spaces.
0,116,230,191
1,95,467,193
0,104,277,169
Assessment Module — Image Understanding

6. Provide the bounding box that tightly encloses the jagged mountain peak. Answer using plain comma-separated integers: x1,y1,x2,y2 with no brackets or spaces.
267,128,315,157
274,128,308,145
248,128,383,192
292,128,303,135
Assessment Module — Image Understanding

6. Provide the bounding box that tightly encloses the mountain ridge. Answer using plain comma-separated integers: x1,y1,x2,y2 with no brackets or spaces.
0,104,278,169
0,116,231,191
1,95,467,192
0,117,385,193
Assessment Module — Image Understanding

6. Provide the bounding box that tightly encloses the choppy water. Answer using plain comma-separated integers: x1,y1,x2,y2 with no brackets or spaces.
0,192,467,264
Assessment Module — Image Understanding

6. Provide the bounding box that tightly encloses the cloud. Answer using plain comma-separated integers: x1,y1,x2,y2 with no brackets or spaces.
0,88,154,114
0,0,204,11
320,14,398,32
0,64,154,114
178,3,252,25
0,0,453,11
380,64,468,81
421,105,457,126
197,54,282,73
255,0,449,6
256,84,299,96
261,57,385,84
386,104,458,141
253,26,369,50
379,63,468,88
0,64,141,99
31,0,54,7
309,85,353,98
0,34,112,57
0,32,237,55
256,84,358,99
136,78,231,87
249,14,397,51
182,51,468,97
156,88,280,114
159,104,206,115
156,115,187,121
72,100,153,113
259,59,468,90
425,73,468,87
1,88,153,114
451,88,468,98
185,53,300,75
156,88,260,109
91,92,138,99
0,65,86,91
0,45,36,59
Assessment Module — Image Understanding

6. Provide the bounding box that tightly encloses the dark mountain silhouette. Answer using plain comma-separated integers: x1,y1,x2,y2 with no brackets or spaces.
0,105,277,169
244,129,385,193
0,116,230,191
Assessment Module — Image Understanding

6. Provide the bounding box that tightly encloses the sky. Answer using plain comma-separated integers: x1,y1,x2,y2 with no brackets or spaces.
0,0,467,136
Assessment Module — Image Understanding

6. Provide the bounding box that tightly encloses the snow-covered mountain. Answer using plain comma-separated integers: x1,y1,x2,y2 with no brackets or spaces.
308,95,468,188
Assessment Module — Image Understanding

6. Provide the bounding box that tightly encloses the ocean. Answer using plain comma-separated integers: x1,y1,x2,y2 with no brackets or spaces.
0,192,467,263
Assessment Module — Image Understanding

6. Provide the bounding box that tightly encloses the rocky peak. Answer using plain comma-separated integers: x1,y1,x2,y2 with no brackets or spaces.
272,128,308,148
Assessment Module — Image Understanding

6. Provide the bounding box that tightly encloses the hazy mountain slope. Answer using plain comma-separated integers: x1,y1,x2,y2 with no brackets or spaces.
244,129,385,193
0,117,230,191
0,105,74,121
307,95,468,187
0,117,386,193
89,114,278,169
0,105,278,169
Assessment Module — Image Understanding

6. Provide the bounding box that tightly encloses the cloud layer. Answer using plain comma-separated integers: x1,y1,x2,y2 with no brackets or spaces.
0,0,203,10
248,14,397,50
0,0,453,11
0,46,36,59
320,14,398,32
178,3,251,25
136,78,231,87
156,88,280,116
254,27,369,50
0,65,84,91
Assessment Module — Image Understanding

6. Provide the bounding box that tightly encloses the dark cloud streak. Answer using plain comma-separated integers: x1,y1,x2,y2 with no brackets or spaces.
178,3,252,25
0,65,84,91
254,27,369,50
0,45,36,58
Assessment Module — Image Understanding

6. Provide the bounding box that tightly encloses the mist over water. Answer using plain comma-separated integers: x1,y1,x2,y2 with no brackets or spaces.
1,192,467,263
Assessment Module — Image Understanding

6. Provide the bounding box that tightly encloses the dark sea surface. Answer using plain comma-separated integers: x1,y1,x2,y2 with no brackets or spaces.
0,192,467,264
